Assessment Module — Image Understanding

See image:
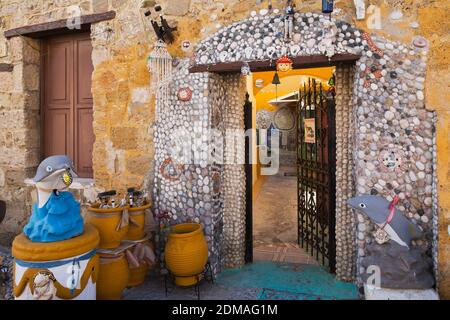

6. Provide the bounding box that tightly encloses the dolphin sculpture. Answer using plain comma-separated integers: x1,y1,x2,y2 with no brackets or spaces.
347,195,423,248
23,155,83,242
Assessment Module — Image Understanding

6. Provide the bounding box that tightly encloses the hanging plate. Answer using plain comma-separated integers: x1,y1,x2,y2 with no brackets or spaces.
177,88,192,102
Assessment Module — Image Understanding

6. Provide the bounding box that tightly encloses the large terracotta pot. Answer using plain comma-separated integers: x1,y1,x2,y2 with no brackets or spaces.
125,203,151,241
87,205,130,249
165,223,209,287
97,252,130,300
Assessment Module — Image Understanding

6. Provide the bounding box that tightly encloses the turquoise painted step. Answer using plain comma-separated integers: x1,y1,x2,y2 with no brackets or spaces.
215,262,359,300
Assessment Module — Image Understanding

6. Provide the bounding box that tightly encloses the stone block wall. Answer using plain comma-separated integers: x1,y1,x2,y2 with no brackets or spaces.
0,36,40,246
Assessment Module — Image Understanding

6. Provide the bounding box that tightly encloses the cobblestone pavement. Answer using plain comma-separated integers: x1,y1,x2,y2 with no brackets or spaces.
0,245,13,300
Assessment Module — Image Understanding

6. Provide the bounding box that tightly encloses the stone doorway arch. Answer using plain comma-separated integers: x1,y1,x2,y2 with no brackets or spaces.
153,11,437,286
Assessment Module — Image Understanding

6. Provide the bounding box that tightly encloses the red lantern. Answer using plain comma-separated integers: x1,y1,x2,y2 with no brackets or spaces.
276,55,293,72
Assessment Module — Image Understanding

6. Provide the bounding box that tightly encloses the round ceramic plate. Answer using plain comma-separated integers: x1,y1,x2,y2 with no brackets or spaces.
273,107,295,131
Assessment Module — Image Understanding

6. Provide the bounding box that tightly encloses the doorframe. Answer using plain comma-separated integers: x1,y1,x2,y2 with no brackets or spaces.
244,92,253,264
243,61,358,270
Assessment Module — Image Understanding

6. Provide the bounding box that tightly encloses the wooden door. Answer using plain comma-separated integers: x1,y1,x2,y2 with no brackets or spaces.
42,33,94,178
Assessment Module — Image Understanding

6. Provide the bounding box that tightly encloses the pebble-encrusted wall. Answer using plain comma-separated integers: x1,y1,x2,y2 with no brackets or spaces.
335,64,356,282
352,33,435,286
192,11,437,283
153,60,248,274
221,74,247,269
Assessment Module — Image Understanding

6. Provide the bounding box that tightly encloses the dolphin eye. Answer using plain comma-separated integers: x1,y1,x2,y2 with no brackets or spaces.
359,203,366,208
46,166,53,173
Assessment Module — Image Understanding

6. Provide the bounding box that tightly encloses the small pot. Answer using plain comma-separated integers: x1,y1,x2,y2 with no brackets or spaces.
125,203,151,241
126,241,154,288
97,252,130,300
87,205,130,249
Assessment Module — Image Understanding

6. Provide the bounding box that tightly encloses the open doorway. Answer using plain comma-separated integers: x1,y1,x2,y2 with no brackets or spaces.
248,67,336,270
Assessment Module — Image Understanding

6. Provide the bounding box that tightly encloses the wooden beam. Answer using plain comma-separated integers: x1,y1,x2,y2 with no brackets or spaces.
4,11,116,39
189,54,361,74
0,63,13,72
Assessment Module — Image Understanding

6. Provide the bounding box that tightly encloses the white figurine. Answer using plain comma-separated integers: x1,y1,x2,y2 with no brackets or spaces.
354,0,366,20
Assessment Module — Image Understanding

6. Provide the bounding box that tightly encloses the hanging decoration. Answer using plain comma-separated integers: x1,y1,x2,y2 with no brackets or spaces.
147,40,173,111
241,62,251,75
181,40,192,52
322,0,334,14
283,0,296,42
327,71,336,98
144,5,177,44
353,0,366,20
272,71,281,101
177,87,192,102
276,55,293,72
255,79,264,88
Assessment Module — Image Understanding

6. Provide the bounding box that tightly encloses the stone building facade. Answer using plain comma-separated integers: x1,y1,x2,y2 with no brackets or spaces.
0,0,449,298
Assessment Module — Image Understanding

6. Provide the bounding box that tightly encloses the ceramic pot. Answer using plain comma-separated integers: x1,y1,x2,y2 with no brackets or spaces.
87,205,130,249
165,223,208,287
125,203,151,241
127,264,149,288
12,224,100,300
97,252,130,300
127,241,154,288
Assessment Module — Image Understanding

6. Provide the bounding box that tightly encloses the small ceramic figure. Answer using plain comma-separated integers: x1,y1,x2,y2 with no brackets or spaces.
23,155,83,242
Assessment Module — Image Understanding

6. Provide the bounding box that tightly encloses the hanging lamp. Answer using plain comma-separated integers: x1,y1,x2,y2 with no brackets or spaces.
272,71,281,101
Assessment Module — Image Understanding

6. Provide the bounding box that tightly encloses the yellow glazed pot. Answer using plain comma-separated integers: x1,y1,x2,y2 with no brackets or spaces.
87,205,129,249
125,203,151,241
127,264,149,288
127,242,154,288
165,223,209,287
97,252,130,300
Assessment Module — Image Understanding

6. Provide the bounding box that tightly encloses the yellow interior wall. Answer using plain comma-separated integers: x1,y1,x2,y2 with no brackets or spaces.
253,67,334,112
248,67,335,200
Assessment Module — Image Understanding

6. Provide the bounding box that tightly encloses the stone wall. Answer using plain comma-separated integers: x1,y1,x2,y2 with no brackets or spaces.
152,61,226,274
0,36,40,246
335,64,356,282
0,0,449,298
221,74,247,269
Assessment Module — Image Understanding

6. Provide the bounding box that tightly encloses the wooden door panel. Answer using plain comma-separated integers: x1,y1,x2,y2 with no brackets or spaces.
42,33,94,178
44,110,71,157
76,108,94,177
75,38,93,104
45,41,72,107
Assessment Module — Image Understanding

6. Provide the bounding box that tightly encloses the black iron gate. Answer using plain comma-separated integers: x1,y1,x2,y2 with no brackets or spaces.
297,78,336,272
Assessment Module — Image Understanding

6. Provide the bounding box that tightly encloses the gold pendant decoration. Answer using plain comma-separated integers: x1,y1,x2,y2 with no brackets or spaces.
373,228,390,245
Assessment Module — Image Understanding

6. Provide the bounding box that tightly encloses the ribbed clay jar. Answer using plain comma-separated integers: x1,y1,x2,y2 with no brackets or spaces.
97,252,130,300
86,205,129,249
164,223,209,286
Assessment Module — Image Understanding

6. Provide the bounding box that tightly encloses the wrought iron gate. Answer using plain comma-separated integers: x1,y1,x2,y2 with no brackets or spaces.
297,78,336,272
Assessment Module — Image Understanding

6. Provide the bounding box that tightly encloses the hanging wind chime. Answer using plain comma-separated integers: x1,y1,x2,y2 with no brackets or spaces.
147,40,173,114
